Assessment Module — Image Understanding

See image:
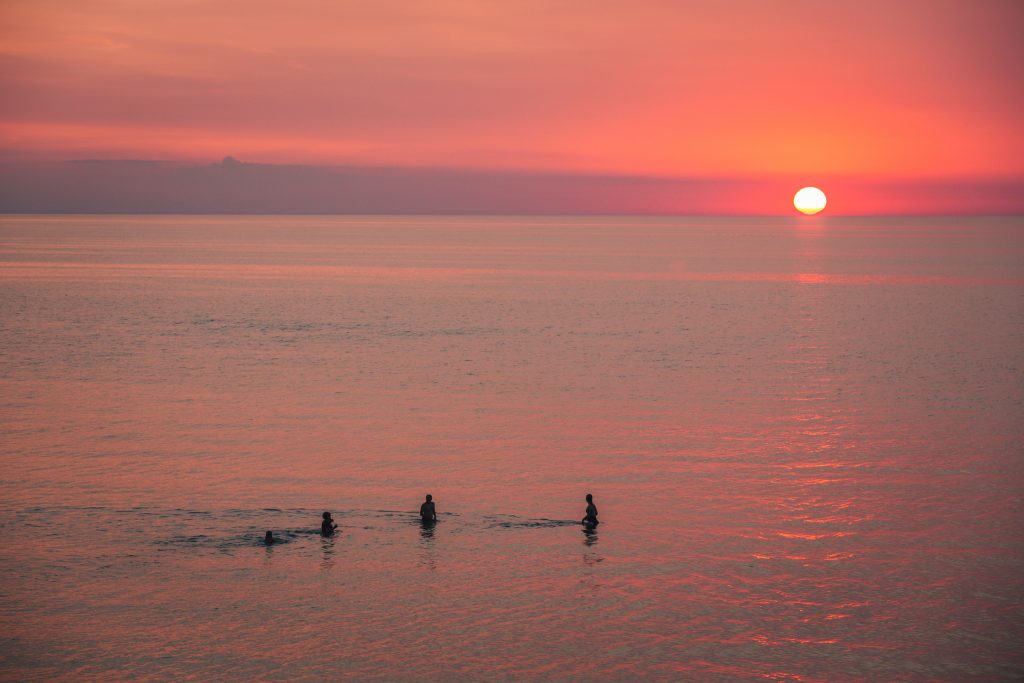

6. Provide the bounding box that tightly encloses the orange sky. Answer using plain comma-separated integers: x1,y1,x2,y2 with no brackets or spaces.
1,1,1022,212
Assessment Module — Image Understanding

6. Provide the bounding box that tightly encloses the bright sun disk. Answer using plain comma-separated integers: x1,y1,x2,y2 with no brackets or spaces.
794,186,827,215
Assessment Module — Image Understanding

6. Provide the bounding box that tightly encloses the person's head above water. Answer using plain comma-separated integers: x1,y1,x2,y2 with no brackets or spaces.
586,493,593,503
264,530,274,543
322,511,332,520
425,494,432,502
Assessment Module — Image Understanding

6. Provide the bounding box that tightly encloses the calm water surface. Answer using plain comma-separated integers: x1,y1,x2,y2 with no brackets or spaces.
1,215,1022,681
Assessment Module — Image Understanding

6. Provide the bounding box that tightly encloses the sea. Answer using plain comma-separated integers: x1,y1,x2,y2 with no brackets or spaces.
1,214,1022,681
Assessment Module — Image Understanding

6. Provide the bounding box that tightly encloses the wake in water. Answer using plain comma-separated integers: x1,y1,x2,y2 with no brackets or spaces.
156,528,320,551
482,515,583,530
129,506,595,555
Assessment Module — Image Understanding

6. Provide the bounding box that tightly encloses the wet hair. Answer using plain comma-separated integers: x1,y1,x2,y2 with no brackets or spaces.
322,511,331,519
264,530,274,543
586,493,593,502
425,494,432,501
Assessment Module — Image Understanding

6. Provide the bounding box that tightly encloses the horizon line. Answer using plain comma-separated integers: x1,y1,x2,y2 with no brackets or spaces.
3,211,1022,219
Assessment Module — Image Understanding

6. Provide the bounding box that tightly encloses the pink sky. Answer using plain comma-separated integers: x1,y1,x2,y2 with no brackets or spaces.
1,0,1022,213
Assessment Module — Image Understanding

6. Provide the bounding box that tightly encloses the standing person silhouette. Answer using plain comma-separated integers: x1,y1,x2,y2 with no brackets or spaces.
581,493,599,526
321,511,338,536
420,494,437,523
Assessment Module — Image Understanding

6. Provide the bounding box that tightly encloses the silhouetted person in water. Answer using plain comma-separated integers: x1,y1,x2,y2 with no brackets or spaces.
420,494,437,523
321,511,338,536
264,530,275,544
581,493,599,526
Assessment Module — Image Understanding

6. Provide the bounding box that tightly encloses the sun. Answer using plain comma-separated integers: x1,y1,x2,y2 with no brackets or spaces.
793,186,827,215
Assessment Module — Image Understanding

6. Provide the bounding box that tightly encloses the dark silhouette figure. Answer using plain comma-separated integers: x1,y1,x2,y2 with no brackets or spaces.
581,493,599,526
264,530,275,544
420,494,437,523
321,511,338,536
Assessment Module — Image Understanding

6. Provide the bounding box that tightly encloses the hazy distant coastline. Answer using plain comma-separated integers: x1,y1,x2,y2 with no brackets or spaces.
1,158,1021,216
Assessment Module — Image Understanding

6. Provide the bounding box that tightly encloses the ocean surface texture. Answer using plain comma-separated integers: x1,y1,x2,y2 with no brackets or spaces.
1,215,1022,681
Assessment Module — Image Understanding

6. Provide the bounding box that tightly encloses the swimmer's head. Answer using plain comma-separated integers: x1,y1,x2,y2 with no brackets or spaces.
264,530,274,542
586,493,593,502
322,511,331,520
425,494,432,502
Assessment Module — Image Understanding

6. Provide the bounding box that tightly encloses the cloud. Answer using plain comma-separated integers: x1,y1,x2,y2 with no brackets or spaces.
1,1,1022,177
